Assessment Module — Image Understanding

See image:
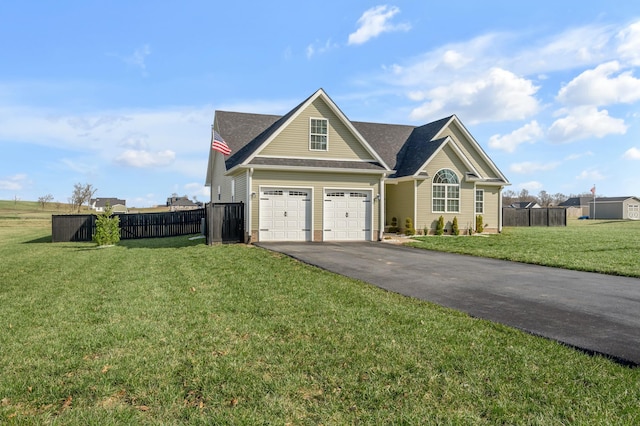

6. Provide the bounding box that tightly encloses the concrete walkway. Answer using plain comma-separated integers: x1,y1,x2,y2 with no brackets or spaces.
256,241,640,366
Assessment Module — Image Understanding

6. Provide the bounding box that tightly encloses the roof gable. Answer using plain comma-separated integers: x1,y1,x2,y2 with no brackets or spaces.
433,116,509,183
219,89,390,172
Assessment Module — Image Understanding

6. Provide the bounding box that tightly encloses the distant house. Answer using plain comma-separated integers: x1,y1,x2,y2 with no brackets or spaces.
589,197,640,220
167,196,200,211
509,201,540,209
170,198,198,211
90,198,127,213
559,197,591,218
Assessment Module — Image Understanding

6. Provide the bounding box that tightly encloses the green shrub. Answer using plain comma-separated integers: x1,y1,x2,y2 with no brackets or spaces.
389,216,399,233
436,215,444,236
423,225,429,236
475,215,484,233
404,218,415,236
93,203,121,246
452,216,460,236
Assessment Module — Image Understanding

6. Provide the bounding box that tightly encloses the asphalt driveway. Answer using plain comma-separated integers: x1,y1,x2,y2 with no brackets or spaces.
256,241,640,366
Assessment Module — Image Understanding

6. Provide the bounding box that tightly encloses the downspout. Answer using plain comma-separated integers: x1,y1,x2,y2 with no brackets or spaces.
247,168,253,243
498,185,504,233
378,174,386,241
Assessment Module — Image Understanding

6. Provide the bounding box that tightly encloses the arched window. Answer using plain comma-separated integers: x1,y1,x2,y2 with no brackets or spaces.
432,169,459,212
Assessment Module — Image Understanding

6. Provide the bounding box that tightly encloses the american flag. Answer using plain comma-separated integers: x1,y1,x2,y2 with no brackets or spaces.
211,130,231,156
590,185,596,195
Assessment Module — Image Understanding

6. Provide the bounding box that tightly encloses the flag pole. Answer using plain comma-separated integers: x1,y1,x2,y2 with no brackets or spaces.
208,123,215,244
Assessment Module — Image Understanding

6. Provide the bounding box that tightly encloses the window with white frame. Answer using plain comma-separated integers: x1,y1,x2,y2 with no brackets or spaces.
432,169,459,213
475,189,484,214
310,118,328,151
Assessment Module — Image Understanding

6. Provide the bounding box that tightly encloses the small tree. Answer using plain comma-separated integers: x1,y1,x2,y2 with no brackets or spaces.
38,194,54,209
436,215,445,236
475,215,484,233
404,218,415,236
389,217,399,233
93,203,120,246
452,216,460,236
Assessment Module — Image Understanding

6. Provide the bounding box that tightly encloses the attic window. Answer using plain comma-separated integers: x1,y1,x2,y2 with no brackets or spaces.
310,118,328,151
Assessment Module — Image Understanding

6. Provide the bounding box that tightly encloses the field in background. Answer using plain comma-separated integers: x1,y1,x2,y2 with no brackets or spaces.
1,203,640,423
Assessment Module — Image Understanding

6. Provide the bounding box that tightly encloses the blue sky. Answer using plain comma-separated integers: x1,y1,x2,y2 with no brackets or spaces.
1,1,639,206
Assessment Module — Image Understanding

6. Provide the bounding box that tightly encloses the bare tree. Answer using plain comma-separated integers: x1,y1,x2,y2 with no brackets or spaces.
38,194,54,209
71,183,97,213
502,189,517,206
537,190,552,207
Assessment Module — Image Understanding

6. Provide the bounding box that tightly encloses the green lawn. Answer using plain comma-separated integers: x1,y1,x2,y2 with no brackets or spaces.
408,218,640,277
1,206,640,424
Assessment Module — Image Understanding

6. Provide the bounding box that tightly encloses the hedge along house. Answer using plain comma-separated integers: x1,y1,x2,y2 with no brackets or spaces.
205,89,510,242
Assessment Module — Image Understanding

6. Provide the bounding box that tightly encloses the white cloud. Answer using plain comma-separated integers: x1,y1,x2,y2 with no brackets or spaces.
565,151,594,160
123,44,151,73
516,181,544,191
348,5,410,46
306,39,339,59
0,173,28,191
557,61,640,106
509,161,560,174
623,147,640,160
489,120,543,153
617,21,640,66
184,182,209,199
409,68,540,123
548,106,627,143
576,169,605,180
115,149,176,168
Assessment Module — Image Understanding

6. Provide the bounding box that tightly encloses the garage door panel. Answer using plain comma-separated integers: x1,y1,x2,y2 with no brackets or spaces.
260,188,311,241
324,190,371,241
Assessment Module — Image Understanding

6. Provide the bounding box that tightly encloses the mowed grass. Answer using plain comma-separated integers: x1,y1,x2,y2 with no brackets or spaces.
408,218,640,277
1,206,640,424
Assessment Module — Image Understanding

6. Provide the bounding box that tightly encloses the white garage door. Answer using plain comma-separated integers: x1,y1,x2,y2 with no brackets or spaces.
324,190,372,241
259,188,311,241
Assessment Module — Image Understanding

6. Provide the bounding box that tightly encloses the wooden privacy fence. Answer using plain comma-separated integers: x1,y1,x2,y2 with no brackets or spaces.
52,209,206,242
502,207,567,227
206,203,245,244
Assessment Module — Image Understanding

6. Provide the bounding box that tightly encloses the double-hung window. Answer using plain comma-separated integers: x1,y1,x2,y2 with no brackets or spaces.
475,189,484,214
310,118,328,151
432,169,460,213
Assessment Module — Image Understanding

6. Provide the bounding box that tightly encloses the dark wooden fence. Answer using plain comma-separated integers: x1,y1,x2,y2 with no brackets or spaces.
502,207,567,227
206,203,245,244
52,209,206,242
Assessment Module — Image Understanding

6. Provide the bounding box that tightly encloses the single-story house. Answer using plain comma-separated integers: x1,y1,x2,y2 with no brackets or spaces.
559,197,591,217
90,197,127,213
205,89,510,242
589,196,640,220
509,201,541,209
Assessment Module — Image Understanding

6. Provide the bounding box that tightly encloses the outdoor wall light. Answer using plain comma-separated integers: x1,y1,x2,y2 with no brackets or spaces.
251,192,256,198
375,194,381,201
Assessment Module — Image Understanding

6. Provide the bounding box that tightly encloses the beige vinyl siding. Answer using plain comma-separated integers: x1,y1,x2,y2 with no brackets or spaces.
479,186,500,231
250,169,380,237
439,123,501,180
419,145,475,233
385,181,415,231
259,98,375,161
233,172,247,204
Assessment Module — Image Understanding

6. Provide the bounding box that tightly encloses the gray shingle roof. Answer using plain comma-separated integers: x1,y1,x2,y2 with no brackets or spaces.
248,157,386,170
213,91,505,183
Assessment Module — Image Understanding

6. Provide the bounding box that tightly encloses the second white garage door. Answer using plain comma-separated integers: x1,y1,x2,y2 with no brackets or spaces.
323,190,372,241
259,188,312,241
